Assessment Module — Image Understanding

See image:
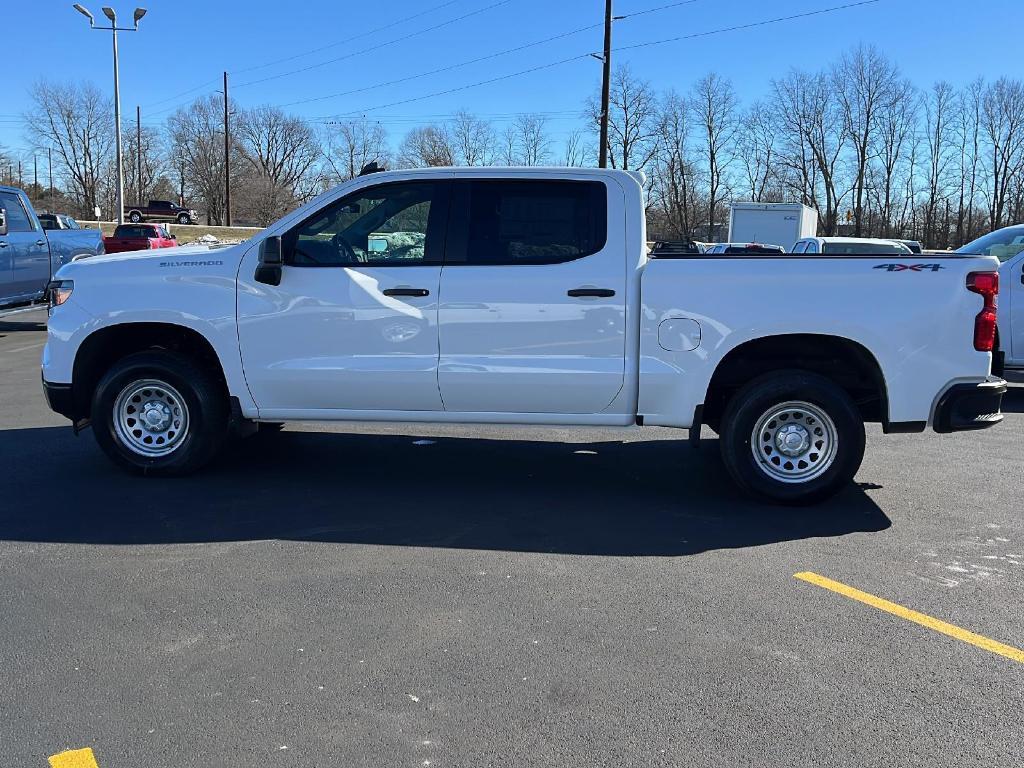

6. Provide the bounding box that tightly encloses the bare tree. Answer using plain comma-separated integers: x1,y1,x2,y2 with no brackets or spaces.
23,80,113,217
981,77,1024,229
921,81,955,245
691,72,739,237
650,91,698,240
872,77,916,238
396,125,455,168
123,123,167,205
772,69,846,235
513,114,551,166
954,79,985,244
736,101,779,202
834,45,901,236
563,130,588,167
587,64,660,171
451,111,495,166
235,105,321,223
167,94,242,224
323,118,389,180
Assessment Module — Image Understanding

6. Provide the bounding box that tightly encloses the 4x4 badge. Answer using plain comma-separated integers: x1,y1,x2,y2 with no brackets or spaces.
873,263,945,272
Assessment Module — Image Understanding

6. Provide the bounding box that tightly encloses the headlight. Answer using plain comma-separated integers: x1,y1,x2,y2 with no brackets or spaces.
47,280,74,308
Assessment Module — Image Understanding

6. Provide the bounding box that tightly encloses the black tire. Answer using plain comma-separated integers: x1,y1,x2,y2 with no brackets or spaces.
177,213,191,225
718,370,865,505
91,351,228,476
128,210,142,223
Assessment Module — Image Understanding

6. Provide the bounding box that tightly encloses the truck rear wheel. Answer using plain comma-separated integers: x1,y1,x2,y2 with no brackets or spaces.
718,370,865,505
91,351,228,476
128,210,142,223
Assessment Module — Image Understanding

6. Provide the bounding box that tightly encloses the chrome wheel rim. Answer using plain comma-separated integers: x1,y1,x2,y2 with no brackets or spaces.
750,400,838,484
113,379,190,457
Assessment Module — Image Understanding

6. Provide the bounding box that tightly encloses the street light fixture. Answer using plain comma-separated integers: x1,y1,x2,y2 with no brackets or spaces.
72,4,95,25
72,5,147,225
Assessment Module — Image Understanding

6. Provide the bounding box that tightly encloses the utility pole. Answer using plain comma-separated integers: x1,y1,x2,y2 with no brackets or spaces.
179,156,185,207
223,70,232,226
598,0,613,169
72,5,147,224
18,160,22,188
33,154,38,192
48,147,53,199
136,105,143,203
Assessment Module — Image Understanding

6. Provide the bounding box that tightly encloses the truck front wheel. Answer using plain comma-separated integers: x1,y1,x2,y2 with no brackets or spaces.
91,351,228,475
719,370,865,505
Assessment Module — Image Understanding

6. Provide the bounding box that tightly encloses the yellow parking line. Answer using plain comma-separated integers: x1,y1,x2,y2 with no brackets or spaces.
794,571,1024,665
48,748,99,768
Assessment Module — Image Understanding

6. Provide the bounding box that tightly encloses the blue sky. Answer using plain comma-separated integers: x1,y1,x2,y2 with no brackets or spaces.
1,0,1020,160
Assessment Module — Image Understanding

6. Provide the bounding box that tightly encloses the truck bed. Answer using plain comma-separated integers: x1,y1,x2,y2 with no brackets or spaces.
638,252,1001,428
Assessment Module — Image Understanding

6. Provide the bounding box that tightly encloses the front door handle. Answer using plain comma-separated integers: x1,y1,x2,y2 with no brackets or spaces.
382,287,430,297
36,239,47,247
568,288,615,298
0,241,8,248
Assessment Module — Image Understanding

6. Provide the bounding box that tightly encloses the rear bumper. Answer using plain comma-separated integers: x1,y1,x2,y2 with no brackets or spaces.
42,377,75,421
933,379,1007,433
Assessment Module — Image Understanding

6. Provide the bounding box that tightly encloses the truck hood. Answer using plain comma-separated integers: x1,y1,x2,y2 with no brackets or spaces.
57,242,247,280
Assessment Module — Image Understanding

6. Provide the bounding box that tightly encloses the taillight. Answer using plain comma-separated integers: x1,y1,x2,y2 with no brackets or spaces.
46,280,74,309
967,271,998,352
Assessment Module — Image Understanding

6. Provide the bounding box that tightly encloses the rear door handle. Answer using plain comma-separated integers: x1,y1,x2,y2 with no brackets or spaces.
567,288,615,298
0,241,8,248
36,239,47,247
382,287,430,297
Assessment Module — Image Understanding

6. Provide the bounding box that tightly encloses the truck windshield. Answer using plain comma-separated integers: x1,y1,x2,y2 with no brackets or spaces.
957,225,1024,262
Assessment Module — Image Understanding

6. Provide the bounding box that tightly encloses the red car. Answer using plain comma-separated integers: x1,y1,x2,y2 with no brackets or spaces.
102,223,178,253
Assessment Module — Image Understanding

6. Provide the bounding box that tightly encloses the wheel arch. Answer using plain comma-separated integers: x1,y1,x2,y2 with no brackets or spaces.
71,321,230,421
701,333,889,431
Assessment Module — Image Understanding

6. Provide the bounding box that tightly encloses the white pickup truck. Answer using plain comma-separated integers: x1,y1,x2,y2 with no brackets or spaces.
41,168,1006,503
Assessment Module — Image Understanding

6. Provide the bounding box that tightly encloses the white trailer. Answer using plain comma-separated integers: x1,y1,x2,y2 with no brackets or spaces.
728,203,817,251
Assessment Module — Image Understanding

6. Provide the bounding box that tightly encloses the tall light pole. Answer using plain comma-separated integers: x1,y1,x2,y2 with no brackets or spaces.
73,4,147,224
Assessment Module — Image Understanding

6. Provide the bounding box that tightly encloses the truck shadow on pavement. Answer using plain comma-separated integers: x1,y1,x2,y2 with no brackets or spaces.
999,385,1024,414
0,426,890,556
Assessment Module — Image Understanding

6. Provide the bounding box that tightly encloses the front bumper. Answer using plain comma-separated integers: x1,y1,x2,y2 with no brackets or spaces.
42,376,75,421
933,378,1007,433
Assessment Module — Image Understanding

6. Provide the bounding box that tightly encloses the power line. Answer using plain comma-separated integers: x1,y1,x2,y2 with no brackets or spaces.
271,0,710,112
233,0,515,90
616,0,881,52
319,0,882,120
278,21,603,110
140,0,469,110
232,0,464,76
618,0,701,19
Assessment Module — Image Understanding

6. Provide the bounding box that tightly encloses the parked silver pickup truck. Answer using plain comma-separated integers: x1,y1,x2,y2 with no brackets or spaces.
0,185,105,308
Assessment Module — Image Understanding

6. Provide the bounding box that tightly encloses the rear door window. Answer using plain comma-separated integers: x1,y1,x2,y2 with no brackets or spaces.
448,179,607,265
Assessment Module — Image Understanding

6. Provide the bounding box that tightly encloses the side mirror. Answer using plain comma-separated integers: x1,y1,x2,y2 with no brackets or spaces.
0,208,7,237
254,235,283,286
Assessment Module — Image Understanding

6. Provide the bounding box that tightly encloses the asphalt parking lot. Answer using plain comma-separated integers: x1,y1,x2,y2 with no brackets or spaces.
2,306,1022,767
